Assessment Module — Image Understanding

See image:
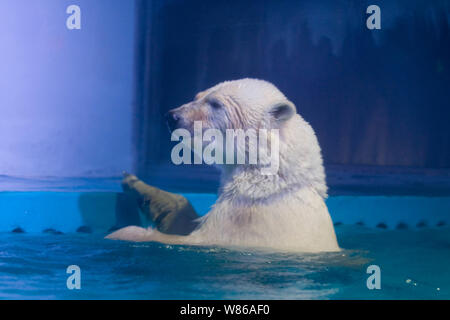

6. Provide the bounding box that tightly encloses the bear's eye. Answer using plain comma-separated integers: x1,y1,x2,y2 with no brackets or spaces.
209,100,222,110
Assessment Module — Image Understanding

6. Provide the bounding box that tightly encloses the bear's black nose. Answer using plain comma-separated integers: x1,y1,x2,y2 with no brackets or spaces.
165,111,180,132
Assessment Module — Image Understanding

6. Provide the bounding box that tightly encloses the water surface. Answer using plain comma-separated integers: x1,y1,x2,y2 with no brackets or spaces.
0,225,449,299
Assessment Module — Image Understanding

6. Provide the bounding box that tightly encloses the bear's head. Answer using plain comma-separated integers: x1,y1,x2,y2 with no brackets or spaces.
166,78,327,198
166,78,296,133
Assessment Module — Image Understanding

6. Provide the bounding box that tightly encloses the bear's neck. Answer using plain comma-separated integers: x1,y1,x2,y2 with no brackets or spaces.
216,116,328,203
217,162,324,206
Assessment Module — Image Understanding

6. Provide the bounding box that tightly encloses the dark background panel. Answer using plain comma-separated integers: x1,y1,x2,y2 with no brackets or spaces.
133,0,450,193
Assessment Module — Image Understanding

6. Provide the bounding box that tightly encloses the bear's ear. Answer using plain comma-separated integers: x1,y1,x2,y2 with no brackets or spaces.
269,101,296,122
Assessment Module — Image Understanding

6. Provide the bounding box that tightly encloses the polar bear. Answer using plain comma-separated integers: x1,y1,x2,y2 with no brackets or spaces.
107,79,340,252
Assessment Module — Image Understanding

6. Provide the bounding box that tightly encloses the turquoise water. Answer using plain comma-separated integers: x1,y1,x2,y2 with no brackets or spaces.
0,225,449,299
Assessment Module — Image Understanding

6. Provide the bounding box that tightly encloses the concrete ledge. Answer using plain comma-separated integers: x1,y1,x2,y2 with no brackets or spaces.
0,192,449,233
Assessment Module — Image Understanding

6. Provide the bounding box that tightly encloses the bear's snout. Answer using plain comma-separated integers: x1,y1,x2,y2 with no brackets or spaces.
165,110,181,132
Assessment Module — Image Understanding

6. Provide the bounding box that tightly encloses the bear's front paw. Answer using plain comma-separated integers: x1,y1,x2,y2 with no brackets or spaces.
122,171,139,192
